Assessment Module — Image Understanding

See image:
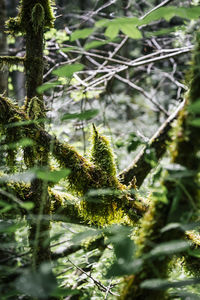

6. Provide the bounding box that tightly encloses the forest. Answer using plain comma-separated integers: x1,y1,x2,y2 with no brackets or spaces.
0,0,200,299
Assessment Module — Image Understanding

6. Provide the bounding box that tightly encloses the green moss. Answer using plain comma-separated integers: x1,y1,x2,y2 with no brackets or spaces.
6,0,55,34
0,95,26,169
31,3,45,33
25,96,46,120
120,188,171,300
0,56,25,70
90,124,117,177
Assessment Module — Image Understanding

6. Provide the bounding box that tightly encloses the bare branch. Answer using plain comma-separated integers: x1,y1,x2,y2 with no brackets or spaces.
67,258,119,296
115,74,169,116
118,99,186,187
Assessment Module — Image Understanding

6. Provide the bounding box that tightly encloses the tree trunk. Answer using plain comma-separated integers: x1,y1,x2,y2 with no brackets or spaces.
0,0,8,94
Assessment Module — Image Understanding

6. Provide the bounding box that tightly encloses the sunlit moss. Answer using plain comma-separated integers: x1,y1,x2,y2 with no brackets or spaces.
31,3,45,33
90,124,117,177
6,0,55,34
24,96,46,121
0,56,24,70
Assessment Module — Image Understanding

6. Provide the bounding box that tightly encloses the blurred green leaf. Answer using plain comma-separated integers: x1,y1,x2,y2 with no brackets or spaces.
71,229,100,245
61,109,99,121
120,24,142,39
145,26,185,38
61,46,78,53
37,81,60,94
20,202,34,210
141,6,200,24
70,28,94,41
52,64,84,78
36,168,71,183
8,138,34,149
189,118,200,127
188,99,200,113
0,221,21,233
84,40,110,51
105,25,119,39
188,248,200,258
16,264,58,299
141,278,200,290
106,258,143,277
148,240,189,258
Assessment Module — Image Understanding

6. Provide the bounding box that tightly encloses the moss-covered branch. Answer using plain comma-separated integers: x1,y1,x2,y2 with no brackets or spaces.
0,95,147,225
118,100,186,188
0,179,87,225
0,56,25,70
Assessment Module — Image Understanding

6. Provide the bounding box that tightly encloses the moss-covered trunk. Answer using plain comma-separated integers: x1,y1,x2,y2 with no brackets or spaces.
121,33,200,300
0,0,8,94
19,0,53,268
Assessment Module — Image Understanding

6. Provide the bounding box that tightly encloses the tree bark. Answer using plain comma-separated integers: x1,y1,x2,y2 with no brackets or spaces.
0,0,8,94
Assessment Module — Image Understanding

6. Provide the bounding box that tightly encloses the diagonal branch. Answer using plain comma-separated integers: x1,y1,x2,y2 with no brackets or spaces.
118,99,186,187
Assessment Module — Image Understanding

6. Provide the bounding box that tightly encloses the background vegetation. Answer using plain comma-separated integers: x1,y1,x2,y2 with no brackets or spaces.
0,0,200,299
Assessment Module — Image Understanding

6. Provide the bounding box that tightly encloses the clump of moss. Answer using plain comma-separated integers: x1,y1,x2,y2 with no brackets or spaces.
90,124,117,177
24,96,46,121
0,95,27,169
6,0,55,34
31,3,45,33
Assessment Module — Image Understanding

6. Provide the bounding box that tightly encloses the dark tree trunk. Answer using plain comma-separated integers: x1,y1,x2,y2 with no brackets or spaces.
0,0,8,94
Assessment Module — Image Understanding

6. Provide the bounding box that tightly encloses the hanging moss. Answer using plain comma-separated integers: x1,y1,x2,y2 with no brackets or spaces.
0,56,24,70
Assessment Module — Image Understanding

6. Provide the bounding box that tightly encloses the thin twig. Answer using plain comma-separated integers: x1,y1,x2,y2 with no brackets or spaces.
115,74,169,116
67,258,119,296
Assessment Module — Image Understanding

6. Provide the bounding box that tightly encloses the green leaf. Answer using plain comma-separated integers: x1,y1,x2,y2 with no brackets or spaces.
37,81,60,94
189,118,200,127
106,258,143,277
8,138,34,149
120,24,142,39
148,240,189,258
0,220,21,233
72,229,100,245
52,64,84,78
105,25,119,39
20,202,34,210
141,278,200,290
141,6,200,25
95,19,111,28
61,109,99,121
188,248,200,258
60,46,78,53
188,99,200,113
70,28,94,41
84,40,110,51
145,26,185,38
16,264,58,299
36,168,71,183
